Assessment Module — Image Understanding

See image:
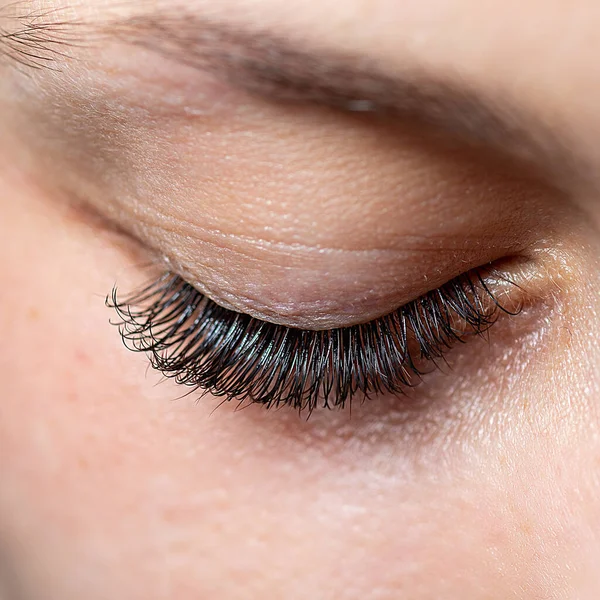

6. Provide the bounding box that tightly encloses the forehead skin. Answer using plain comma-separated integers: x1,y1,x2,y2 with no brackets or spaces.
1,1,600,600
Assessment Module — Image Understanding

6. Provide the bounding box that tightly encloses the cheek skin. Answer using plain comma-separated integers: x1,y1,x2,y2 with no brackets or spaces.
1,180,600,599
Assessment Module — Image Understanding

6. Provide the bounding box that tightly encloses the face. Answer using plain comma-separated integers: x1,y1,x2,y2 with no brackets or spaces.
1,0,600,598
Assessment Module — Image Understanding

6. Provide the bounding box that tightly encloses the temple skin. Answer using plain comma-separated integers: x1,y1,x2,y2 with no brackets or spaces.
1,1,600,599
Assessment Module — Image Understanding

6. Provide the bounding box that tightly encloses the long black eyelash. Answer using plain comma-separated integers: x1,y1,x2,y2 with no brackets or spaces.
107,270,517,413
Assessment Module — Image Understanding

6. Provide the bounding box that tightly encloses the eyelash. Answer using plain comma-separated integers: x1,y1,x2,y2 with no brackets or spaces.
107,268,517,413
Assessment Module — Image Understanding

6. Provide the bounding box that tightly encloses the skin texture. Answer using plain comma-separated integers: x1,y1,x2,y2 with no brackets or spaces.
1,1,600,599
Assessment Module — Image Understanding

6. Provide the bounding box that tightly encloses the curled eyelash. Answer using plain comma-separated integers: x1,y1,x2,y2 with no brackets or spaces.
107,269,517,413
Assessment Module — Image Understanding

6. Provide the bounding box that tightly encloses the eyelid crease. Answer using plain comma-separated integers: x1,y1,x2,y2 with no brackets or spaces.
147,213,496,256
137,218,518,330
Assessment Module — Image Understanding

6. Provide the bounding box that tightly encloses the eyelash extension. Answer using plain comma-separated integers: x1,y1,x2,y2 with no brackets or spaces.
107,269,517,413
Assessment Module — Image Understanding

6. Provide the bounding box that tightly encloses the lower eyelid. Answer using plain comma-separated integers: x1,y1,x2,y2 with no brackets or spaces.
107,260,536,415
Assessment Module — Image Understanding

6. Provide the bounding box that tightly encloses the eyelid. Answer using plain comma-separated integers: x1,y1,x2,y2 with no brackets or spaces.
18,42,562,333
60,94,555,330
22,40,567,333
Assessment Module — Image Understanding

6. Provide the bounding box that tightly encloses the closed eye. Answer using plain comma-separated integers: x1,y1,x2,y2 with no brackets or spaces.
107,265,521,415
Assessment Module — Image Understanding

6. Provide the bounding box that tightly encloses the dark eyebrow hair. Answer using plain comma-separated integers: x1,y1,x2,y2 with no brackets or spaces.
102,8,564,168
5,4,570,173
0,3,82,70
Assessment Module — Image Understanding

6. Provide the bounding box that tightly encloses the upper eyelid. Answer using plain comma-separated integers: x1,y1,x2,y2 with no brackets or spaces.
60,120,548,330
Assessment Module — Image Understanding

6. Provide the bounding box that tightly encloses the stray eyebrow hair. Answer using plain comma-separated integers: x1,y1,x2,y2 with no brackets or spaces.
0,2,81,70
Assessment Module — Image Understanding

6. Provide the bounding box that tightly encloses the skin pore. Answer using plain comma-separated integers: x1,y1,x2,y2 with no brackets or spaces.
1,0,600,598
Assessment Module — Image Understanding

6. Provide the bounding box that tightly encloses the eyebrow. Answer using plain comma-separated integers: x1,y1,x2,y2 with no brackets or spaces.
5,4,568,171
99,8,566,170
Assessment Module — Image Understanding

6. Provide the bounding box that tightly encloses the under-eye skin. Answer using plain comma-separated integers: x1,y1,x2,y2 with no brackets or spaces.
107,266,520,414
